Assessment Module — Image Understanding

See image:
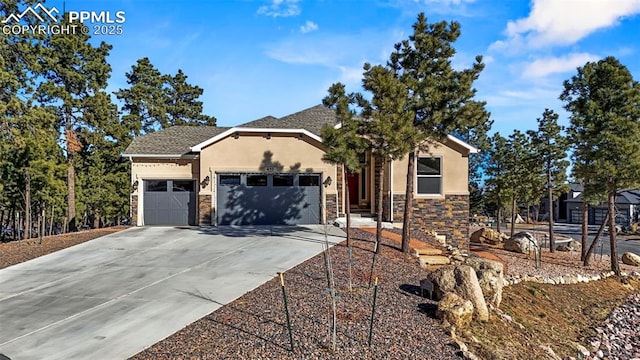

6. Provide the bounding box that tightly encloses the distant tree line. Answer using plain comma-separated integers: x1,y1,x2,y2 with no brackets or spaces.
1,0,215,241
480,57,640,274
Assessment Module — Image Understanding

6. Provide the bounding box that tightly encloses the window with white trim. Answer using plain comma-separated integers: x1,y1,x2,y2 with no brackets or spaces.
416,157,442,195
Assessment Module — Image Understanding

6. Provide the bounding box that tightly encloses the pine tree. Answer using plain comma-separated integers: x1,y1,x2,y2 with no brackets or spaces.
387,13,488,252
527,109,569,252
561,57,640,274
359,63,417,252
115,58,216,135
321,83,368,247
36,14,113,232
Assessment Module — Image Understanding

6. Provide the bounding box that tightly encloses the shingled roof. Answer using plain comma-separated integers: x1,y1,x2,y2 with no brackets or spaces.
123,126,231,156
239,104,337,135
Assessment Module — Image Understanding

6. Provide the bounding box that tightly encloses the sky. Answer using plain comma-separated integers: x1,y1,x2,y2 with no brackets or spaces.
31,0,640,135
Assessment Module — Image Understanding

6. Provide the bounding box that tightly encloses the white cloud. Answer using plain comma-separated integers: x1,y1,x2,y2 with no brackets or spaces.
492,0,640,51
257,0,301,18
522,52,600,79
300,20,318,34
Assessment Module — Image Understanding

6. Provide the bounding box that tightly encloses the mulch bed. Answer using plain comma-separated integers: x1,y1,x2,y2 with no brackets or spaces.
0,226,129,269
131,228,460,360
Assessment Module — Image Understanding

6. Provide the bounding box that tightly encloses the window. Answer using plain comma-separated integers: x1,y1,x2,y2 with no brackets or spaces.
146,180,167,192
219,175,241,186
247,175,267,186
416,157,441,195
273,175,294,186
299,175,320,186
172,180,194,192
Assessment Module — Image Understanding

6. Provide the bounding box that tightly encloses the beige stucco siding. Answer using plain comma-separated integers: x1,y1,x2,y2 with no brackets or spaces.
391,140,469,196
199,133,336,194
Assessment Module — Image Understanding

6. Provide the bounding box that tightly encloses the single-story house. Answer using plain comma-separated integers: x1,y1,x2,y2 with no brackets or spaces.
123,105,477,247
565,185,640,227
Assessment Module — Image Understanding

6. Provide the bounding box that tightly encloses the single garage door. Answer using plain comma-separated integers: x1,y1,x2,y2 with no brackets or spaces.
144,180,196,225
217,173,321,225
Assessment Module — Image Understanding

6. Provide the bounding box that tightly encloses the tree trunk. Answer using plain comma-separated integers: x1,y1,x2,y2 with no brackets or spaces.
93,211,100,229
581,200,588,261
49,205,55,236
344,166,351,248
583,210,609,266
526,204,530,224
510,197,516,237
40,205,45,244
547,164,555,252
375,157,385,254
0,209,5,242
24,172,31,240
11,204,16,241
607,190,620,275
401,151,415,253
496,201,502,234
67,159,77,232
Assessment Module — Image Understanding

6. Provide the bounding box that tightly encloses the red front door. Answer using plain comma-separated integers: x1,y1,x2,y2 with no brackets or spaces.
347,172,359,206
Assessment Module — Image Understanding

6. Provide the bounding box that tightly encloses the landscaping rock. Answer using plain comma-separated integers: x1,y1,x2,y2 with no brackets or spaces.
464,257,504,308
556,244,572,252
454,265,489,321
419,255,451,267
470,227,506,245
504,232,539,253
568,240,581,250
436,292,474,329
428,265,457,300
428,265,490,321
621,252,640,267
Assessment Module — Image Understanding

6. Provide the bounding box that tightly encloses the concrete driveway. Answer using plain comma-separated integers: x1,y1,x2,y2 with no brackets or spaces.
0,225,344,360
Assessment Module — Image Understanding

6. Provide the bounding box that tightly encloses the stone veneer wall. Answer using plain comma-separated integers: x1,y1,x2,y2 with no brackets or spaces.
199,194,212,226
393,194,470,249
131,195,138,225
325,193,337,223
336,165,343,217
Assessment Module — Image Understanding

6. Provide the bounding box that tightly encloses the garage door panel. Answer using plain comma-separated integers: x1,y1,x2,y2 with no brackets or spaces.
144,180,196,226
217,174,320,225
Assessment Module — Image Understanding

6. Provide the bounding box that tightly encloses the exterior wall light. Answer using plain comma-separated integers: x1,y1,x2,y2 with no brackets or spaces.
200,175,210,188
323,176,332,187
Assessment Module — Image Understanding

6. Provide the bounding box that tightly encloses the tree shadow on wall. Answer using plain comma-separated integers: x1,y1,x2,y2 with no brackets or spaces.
219,151,309,225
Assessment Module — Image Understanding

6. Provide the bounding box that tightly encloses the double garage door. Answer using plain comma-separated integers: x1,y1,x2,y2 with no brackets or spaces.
144,180,196,226
216,173,321,225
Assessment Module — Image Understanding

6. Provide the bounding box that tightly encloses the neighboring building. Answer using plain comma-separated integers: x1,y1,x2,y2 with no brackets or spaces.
123,105,477,247
565,185,640,227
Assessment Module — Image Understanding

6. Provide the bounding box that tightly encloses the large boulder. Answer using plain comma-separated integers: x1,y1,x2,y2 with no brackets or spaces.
428,265,457,300
436,292,474,329
428,265,489,321
454,265,489,321
464,257,504,308
504,232,539,253
622,252,640,267
470,227,506,245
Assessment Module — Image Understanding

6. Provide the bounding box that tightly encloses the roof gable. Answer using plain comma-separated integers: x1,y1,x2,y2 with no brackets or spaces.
238,104,337,136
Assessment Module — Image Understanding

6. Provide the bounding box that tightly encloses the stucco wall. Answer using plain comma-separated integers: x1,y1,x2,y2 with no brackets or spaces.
391,139,469,196
199,132,338,224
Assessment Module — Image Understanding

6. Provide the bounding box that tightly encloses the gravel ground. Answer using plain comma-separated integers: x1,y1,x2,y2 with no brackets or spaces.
585,292,640,360
0,226,128,269
132,228,461,360
390,227,637,279
2,225,637,359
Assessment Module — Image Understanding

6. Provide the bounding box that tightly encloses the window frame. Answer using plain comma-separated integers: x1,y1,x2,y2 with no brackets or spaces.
415,156,443,196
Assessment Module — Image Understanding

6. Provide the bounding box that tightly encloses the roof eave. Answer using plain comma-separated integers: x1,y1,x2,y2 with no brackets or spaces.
190,127,323,151
122,153,199,159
